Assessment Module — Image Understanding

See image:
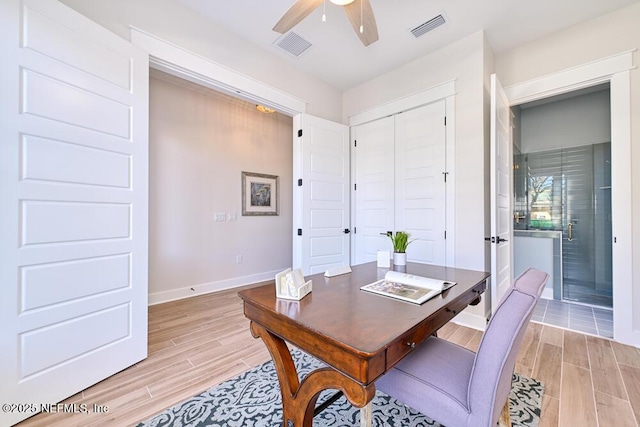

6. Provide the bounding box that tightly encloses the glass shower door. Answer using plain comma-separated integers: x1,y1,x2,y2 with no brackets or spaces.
518,143,612,308
561,143,612,307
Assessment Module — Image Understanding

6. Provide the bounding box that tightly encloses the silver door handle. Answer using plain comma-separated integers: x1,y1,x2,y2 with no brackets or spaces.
568,222,573,241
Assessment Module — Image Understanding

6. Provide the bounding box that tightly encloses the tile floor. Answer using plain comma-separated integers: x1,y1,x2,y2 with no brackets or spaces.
532,297,614,338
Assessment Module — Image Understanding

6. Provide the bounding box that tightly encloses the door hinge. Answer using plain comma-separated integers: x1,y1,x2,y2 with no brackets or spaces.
354,183,357,190
444,230,447,239
442,171,448,182
298,179,302,186
298,129,303,137
444,116,447,126
354,140,357,147
297,229,302,236
354,227,356,234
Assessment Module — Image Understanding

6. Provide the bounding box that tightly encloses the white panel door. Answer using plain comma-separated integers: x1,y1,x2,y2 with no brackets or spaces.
395,102,447,265
0,0,149,424
490,74,513,314
293,114,350,275
352,117,395,265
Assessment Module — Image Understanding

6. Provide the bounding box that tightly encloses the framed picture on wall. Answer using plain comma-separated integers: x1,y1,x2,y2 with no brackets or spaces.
242,171,279,216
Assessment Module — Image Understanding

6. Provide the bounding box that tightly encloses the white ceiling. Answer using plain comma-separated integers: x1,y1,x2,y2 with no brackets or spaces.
176,0,638,91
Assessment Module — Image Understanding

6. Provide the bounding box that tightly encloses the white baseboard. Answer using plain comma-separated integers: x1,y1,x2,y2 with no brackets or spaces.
452,311,488,332
148,269,281,305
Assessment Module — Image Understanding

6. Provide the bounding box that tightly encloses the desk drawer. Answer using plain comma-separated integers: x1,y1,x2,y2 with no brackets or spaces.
385,283,485,369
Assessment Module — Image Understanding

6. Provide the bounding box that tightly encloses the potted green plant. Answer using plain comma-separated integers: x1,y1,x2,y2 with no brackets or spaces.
387,231,414,266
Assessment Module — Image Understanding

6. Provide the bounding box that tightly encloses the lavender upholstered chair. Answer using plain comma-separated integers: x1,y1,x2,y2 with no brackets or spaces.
513,267,548,298
376,268,549,427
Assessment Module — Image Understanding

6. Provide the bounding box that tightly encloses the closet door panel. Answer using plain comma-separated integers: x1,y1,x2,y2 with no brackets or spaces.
353,116,395,264
395,101,446,264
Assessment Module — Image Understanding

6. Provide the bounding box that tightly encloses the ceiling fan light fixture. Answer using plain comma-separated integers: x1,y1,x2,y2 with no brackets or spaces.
273,0,378,47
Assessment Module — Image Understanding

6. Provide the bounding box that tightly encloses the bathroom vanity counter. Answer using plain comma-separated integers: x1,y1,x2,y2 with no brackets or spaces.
513,230,562,300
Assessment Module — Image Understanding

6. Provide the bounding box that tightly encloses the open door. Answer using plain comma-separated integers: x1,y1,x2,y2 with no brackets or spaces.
293,114,350,275
0,0,149,424
489,74,513,314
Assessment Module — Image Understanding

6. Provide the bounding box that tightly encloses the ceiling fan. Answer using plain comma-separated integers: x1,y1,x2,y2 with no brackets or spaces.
273,0,379,47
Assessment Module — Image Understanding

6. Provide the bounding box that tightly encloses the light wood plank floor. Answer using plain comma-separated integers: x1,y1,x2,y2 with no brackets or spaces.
17,285,640,427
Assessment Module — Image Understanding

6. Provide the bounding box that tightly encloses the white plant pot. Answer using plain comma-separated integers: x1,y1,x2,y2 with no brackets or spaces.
393,252,407,266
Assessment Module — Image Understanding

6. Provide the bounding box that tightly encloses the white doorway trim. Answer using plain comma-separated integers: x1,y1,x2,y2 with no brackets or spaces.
505,51,633,104
348,80,456,126
503,51,635,346
130,27,307,116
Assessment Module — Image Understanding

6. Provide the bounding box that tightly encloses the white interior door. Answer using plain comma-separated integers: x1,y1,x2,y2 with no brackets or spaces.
352,116,395,265
395,102,447,265
293,114,350,275
490,74,513,314
0,0,149,424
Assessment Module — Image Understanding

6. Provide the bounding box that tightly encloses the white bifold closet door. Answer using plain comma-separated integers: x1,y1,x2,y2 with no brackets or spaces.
352,100,446,265
352,116,395,265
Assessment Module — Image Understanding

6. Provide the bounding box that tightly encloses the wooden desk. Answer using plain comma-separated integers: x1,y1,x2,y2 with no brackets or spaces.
239,262,489,427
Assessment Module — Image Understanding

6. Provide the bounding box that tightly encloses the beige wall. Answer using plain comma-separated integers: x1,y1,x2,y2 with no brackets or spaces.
495,3,639,332
59,0,343,122
495,4,640,88
148,71,293,299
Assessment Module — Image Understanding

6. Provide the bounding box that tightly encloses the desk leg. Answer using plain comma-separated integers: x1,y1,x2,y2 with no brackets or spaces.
250,322,376,427
360,402,372,427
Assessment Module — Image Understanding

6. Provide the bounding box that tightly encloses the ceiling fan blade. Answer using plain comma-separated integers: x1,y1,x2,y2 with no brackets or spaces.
344,0,379,46
273,0,324,34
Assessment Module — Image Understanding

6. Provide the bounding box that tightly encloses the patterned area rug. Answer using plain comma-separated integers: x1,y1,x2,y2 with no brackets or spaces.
138,349,543,427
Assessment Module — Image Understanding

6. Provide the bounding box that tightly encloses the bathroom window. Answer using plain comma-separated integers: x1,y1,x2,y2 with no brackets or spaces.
529,175,554,229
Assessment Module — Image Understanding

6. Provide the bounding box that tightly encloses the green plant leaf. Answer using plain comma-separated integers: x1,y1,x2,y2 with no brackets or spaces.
387,231,414,253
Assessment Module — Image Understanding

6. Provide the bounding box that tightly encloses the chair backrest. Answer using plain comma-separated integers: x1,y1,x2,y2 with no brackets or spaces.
513,267,549,298
466,269,548,426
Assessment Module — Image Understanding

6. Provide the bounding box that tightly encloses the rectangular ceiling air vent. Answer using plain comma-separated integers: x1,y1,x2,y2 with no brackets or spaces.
274,32,313,58
411,14,446,38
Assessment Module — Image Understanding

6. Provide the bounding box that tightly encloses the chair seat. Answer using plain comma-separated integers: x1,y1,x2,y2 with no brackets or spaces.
376,269,548,427
377,336,475,426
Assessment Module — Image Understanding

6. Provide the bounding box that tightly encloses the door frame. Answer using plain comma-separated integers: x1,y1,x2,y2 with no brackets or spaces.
130,28,306,117
504,51,635,346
